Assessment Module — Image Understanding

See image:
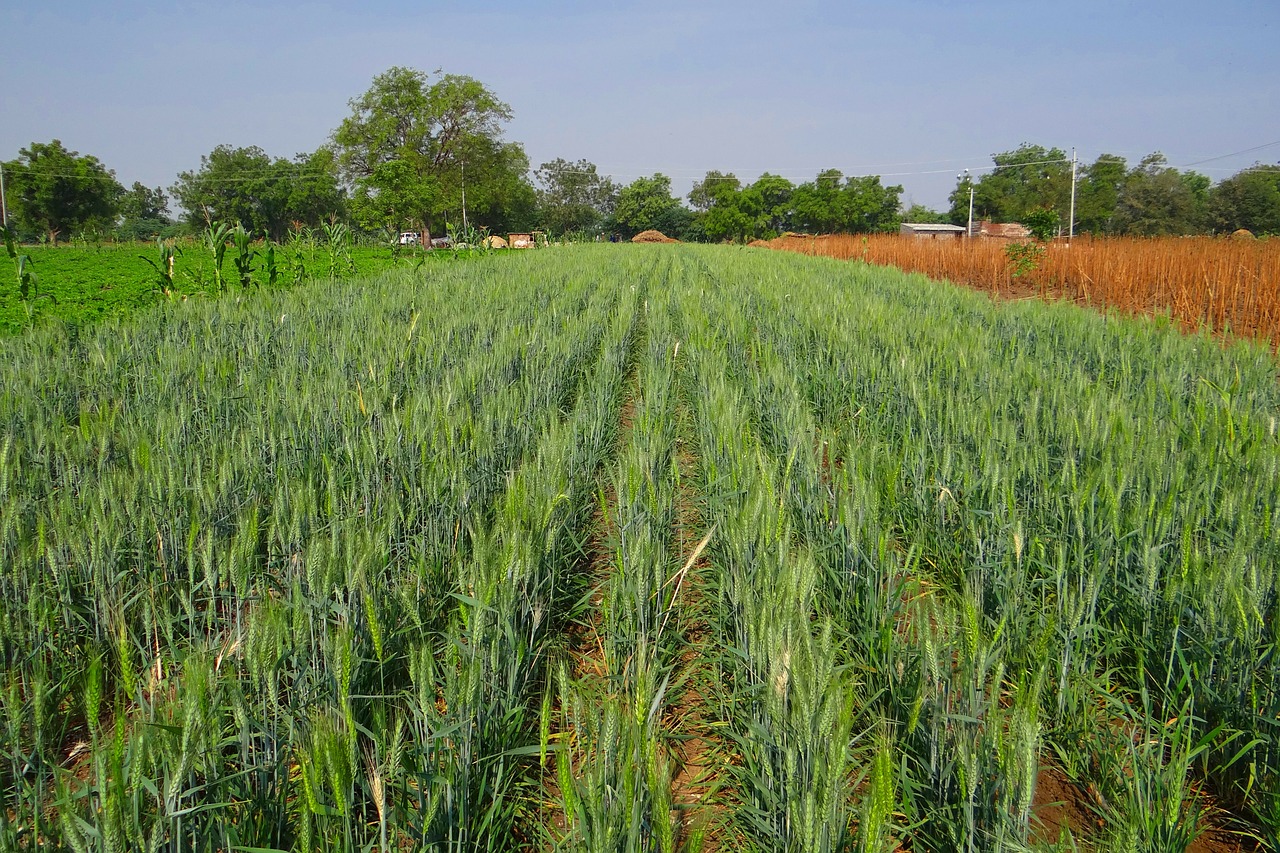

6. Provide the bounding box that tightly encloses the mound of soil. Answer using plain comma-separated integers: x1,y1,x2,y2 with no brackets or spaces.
632,230,678,243
747,239,770,247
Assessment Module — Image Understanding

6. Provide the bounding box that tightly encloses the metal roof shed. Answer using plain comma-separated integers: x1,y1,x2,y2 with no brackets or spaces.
900,223,967,239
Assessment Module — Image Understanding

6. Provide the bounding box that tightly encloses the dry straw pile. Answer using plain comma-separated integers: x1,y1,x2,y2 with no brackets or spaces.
631,230,678,243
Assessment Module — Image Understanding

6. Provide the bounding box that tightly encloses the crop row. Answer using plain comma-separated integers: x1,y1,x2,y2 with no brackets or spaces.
0,251,641,849
2,243,1278,850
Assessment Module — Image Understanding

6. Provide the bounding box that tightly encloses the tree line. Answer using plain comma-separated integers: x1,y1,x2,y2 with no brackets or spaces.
944,143,1280,237
3,69,1278,244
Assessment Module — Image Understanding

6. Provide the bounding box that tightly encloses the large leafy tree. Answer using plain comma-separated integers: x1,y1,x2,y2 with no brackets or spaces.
790,169,845,233
1113,153,1208,236
534,158,618,237
688,170,741,212
746,173,795,236
172,145,344,239
1208,164,1280,235
333,66,531,236
950,143,1073,225
689,173,794,242
839,175,903,233
1074,154,1128,234
116,182,171,240
610,173,689,238
757,169,903,235
3,140,123,242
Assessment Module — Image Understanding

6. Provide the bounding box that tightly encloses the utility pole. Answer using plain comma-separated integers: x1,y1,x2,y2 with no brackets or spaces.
958,169,975,237
0,162,8,230
1068,148,1078,244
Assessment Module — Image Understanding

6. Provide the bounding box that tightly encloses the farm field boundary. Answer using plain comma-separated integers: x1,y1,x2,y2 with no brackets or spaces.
762,232,1280,347
1,244,1277,850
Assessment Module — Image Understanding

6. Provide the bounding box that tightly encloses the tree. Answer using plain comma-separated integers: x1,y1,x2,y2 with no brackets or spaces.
116,182,171,240
1112,153,1208,236
2,140,123,242
333,66,530,236
534,158,618,237
1074,155,1127,234
284,148,347,231
790,170,902,234
688,171,741,212
1209,164,1280,235
790,169,844,233
950,143,1072,225
172,145,344,239
901,202,948,224
745,173,794,236
839,175,903,233
610,173,686,238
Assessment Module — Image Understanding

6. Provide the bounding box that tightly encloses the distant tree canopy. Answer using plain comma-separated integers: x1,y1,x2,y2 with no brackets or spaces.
949,143,1073,227
943,144,1267,236
171,145,344,239
333,66,534,236
534,158,618,237
115,182,171,240
901,202,949,224
687,169,901,242
609,174,693,239
1209,164,1280,235
2,140,123,242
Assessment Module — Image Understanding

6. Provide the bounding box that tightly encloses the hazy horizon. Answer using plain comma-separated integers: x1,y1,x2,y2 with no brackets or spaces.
3,0,1277,213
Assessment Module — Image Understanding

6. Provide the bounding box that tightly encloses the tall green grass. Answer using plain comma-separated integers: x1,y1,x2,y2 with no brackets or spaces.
2,243,1277,850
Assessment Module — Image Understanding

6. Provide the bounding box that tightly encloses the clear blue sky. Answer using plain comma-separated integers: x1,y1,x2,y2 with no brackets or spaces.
2,0,1277,211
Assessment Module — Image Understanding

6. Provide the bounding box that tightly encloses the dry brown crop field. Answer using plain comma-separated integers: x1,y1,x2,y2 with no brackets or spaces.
764,233,1280,345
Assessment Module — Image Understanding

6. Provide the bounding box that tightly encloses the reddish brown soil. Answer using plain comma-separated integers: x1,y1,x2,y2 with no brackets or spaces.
664,414,734,852
1030,759,1261,853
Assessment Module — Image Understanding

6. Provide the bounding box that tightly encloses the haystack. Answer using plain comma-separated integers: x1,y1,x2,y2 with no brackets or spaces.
747,239,770,247
631,230,677,243
483,235,508,248
1232,228,1255,240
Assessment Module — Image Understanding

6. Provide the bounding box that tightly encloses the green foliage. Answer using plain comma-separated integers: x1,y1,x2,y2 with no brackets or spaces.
0,240,402,335
610,173,688,238
1113,153,1209,236
322,220,355,279
1005,239,1046,278
1074,154,1128,234
2,140,124,243
203,221,233,293
901,202,949,224
139,236,180,294
1021,207,1061,241
534,158,618,237
171,145,345,240
334,66,532,237
230,224,258,289
687,170,741,212
2,244,1279,850
1209,164,1280,235
4,225,39,302
951,143,1072,226
791,170,904,234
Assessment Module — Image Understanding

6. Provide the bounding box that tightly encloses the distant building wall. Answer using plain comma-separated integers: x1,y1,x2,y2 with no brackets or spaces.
900,223,967,240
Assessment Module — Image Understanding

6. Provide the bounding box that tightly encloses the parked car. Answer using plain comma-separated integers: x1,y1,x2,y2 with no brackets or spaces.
398,231,420,245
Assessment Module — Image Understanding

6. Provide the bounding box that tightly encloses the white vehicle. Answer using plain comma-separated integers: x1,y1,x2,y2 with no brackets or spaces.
398,231,421,246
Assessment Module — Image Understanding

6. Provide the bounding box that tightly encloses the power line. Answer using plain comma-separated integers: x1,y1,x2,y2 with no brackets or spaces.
1179,139,1280,168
